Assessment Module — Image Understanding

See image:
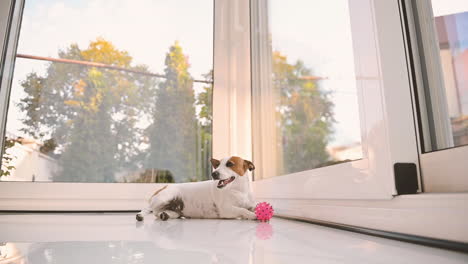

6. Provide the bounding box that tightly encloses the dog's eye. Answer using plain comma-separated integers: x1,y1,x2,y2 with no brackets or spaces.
226,161,234,167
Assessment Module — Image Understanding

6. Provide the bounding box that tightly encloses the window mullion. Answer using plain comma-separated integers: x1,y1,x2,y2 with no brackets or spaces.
212,0,252,161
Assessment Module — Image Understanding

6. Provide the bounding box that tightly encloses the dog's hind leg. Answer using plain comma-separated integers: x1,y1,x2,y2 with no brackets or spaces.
158,210,181,221
136,206,152,221
140,185,171,221
154,198,184,221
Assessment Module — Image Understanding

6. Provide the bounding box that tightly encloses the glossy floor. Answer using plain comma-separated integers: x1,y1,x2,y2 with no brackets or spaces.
0,213,466,263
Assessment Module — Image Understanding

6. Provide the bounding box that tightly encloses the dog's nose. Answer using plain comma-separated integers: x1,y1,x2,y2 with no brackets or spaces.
212,171,220,180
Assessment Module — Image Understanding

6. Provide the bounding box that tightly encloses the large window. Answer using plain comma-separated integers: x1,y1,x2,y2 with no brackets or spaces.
0,0,467,243
251,0,362,179
1,0,214,183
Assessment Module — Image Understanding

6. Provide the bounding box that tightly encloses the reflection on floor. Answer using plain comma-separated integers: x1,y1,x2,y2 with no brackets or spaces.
0,213,466,263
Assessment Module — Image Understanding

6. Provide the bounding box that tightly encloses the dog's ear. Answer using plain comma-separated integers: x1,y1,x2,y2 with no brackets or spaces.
210,158,220,169
243,160,255,171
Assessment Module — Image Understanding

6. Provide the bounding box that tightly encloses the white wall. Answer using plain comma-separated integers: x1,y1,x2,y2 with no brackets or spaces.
2,141,58,182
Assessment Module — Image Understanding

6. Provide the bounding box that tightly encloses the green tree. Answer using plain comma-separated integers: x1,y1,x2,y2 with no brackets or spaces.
145,42,198,182
18,38,155,182
273,51,334,173
0,138,17,178
195,71,213,181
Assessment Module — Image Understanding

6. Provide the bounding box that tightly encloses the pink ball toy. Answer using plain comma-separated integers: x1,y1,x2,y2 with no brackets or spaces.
255,202,274,221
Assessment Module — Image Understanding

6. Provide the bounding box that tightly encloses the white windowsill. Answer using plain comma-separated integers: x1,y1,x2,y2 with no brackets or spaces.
258,193,468,243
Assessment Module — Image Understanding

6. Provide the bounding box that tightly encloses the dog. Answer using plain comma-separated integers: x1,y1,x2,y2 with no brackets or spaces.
136,156,257,221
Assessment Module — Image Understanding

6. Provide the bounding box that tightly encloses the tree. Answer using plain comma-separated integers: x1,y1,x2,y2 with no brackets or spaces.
145,42,198,182
0,138,17,178
195,71,213,181
272,51,334,173
18,38,155,182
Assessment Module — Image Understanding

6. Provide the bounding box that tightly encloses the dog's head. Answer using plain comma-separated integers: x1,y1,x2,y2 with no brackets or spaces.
210,156,255,189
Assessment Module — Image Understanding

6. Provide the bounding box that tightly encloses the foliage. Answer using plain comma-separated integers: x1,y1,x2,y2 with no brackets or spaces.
126,169,175,183
18,38,155,182
39,138,57,156
0,138,17,178
16,38,213,183
272,51,334,173
145,41,198,182
13,37,330,181
197,71,213,128
195,71,213,181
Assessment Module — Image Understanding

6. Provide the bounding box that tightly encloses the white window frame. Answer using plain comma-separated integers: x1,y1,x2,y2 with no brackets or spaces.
0,0,244,211
212,0,252,161
251,0,419,200
420,146,468,192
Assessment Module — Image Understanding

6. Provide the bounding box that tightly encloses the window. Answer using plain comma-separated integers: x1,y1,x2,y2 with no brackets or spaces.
1,0,214,183
248,0,466,242
251,0,418,199
251,0,362,180
1,0,467,242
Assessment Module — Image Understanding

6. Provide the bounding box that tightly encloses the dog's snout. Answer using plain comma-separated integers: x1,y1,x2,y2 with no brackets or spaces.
212,171,220,180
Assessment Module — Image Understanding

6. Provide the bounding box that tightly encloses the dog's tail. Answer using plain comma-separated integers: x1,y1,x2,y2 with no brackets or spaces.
136,207,152,221
148,185,168,202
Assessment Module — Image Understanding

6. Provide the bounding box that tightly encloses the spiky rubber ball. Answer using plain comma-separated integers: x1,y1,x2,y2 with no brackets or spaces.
255,202,274,221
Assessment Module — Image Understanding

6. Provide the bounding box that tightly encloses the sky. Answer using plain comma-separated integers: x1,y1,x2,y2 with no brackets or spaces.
432,0,468,16
268,0,361,148
5,0,468,151
16,0,214,78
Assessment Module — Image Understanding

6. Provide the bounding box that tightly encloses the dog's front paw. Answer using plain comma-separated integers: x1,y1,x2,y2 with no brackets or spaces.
244,211,257,220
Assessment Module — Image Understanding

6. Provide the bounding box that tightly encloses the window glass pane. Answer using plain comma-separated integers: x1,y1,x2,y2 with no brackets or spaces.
1,0,213,183
251,0,363,178
429,1,468,150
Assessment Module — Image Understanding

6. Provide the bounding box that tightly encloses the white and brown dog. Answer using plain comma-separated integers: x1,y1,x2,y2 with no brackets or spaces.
136,156,257,221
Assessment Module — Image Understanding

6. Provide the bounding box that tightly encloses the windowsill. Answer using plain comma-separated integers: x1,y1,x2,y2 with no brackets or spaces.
259,193,468,243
